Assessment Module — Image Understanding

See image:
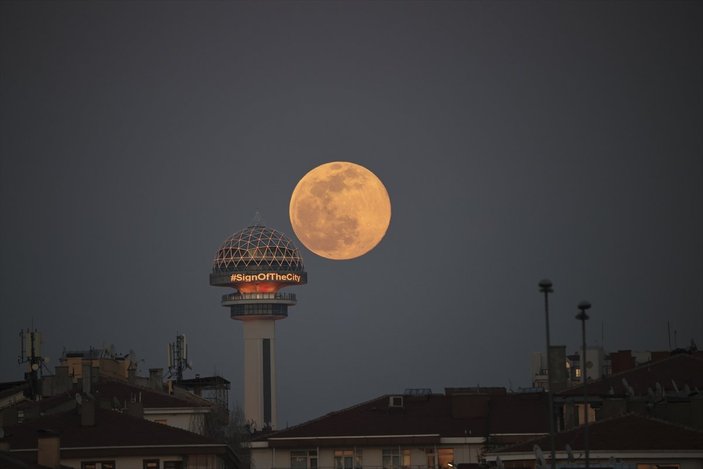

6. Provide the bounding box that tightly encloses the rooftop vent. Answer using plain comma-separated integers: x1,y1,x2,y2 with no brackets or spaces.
389,395,404,408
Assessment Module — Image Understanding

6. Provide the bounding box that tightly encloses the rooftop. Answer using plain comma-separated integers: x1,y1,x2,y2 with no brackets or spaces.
255,391,549,447
491,413,703,453
4,407,224,450
558,353,703,397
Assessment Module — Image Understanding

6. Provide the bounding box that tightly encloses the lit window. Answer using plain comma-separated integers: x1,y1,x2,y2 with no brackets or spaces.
438,449,454,469
81,462,115,469
143,460,159,469
335,449,362,469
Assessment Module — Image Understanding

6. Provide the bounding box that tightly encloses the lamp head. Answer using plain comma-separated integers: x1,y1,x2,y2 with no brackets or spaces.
576,300,591,320
538,279,553,293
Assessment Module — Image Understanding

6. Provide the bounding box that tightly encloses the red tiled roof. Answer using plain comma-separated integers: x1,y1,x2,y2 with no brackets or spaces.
94,379,211,409
4,407,220,450
13,392,75,413
558,353,703,397
492,414,703,453
258,392,549,446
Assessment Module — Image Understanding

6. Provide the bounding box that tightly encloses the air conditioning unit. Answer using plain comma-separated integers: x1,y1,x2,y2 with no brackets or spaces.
389,395,404,408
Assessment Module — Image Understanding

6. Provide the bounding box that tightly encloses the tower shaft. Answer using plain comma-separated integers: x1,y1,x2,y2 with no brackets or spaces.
242,320,277,430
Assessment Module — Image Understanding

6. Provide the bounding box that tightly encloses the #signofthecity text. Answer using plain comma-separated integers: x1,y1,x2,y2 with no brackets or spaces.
230,272,303,283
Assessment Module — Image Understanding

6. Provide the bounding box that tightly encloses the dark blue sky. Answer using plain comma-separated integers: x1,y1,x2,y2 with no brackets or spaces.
1,1,701,427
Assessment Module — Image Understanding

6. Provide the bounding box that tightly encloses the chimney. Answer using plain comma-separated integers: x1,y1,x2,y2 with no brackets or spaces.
37,429,60,469
127,365,136,384
82,364,92,394
54,366,72,395
611,350,636,374
549,345,568,392
148,368,163,391
80,397,96,427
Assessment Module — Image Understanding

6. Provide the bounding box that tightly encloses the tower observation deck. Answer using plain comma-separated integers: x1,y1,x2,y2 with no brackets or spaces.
210,224,307,430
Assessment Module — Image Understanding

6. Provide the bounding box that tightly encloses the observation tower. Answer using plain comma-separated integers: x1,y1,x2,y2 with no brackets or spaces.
210,224,307,430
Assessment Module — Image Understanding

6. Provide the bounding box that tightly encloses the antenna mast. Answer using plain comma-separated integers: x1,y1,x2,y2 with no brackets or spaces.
18,327,46,399
167,334,191,382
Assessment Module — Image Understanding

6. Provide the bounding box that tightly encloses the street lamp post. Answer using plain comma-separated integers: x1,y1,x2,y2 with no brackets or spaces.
538,279,556,469
576,301,592,469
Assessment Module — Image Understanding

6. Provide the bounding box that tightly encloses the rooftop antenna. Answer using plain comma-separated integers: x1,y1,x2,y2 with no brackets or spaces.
623,378,635,398
18,326,47,400
533,445,546,469
251,211,265,226
167,333,191,382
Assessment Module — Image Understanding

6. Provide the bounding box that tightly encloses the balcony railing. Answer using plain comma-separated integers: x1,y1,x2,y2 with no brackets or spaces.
222,292,297,304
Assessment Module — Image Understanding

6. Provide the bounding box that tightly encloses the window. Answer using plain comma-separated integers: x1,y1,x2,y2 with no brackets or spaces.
438,449,453,469
81,462,115,469
425,448,454,469
143,460,159,469
335,449,362,469
292,450,318,469
383,449,400,469
383,449,409,469
426,448,436,468
164,462,183,469
403,449,411,468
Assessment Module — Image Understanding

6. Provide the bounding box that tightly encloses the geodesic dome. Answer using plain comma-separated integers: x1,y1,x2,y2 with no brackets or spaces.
212,225,304,273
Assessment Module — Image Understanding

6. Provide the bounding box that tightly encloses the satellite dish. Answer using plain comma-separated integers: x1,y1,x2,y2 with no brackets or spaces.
496,456,505,469
533,445,546,469
622,378,634,397
586,361,593,369
31,363,39,371
565,444,575,462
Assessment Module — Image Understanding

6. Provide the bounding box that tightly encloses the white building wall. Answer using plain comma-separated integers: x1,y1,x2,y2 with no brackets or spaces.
60,454,186,469
251,441,485,469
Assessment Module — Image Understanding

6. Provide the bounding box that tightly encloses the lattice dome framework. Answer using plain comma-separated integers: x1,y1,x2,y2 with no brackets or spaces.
212,225,304,273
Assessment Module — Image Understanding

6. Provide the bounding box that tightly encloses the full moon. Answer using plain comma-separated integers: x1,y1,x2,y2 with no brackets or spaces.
289,162,391,260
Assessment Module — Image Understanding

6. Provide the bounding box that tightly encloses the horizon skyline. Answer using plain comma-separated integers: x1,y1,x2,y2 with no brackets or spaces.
2,1,701,427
